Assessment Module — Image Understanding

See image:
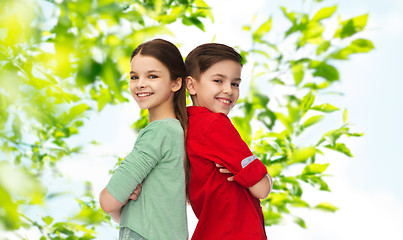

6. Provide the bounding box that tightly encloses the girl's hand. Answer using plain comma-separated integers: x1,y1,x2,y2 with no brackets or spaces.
215,163,234,181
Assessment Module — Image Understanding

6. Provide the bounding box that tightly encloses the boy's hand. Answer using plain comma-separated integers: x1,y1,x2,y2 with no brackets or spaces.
123,183,142,205
216,163,234,181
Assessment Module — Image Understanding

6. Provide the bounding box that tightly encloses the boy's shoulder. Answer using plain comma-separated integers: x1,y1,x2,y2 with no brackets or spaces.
187,106,229,123
188,106,234,132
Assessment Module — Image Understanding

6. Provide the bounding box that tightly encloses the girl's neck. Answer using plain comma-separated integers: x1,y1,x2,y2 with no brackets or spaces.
148,106,177,122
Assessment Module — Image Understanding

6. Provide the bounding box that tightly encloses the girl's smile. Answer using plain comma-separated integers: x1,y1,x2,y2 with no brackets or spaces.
129,54,181,121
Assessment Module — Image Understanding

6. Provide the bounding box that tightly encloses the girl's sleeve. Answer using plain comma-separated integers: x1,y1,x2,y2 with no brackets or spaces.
106,124,165,204
204,115,268,189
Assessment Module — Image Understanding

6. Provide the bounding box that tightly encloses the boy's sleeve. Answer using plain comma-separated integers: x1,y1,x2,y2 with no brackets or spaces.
106,124,165,203
204,115,267,188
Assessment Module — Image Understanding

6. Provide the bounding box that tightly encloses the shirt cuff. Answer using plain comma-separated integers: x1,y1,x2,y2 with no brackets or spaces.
233,159,268,188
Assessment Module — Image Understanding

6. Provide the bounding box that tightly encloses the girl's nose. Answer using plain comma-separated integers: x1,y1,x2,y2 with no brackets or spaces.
137,77,146,89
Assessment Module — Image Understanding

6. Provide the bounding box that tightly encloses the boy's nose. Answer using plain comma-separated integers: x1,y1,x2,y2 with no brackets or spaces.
222,83,233,95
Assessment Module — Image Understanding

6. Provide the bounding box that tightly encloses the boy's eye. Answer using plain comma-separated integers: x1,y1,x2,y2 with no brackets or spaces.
231,82,240,87
130,76,139,80
149,75,158,79
213,79,222,83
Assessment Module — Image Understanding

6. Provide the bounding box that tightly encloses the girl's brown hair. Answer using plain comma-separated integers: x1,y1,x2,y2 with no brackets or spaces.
130,38,188,132
183,43,243,201
131,39,188,195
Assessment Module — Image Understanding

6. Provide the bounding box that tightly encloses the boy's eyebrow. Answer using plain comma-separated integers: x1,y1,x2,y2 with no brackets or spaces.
210,74,242,81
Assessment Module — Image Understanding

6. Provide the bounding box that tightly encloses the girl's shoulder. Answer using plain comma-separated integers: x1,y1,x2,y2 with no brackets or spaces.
139,118,183,138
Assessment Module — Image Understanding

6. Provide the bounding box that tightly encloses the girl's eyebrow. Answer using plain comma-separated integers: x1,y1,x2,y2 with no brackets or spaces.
130,70,162,74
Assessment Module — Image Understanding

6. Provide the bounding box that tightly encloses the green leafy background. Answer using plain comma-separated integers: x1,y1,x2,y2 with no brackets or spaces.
1,0,402,239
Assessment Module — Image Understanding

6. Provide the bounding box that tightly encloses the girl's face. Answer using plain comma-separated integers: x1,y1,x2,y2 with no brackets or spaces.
130,54,180,117
187,60,241,115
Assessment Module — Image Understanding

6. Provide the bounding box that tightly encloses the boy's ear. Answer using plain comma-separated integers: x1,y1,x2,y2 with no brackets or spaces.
171,77,182,92
186,76,197,95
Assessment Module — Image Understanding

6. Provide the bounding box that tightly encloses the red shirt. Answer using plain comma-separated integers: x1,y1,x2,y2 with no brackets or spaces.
187,106,268,240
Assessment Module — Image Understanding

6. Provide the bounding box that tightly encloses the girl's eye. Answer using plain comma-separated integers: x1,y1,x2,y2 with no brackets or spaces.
213,79,222,83
231,82,240,87
149,75,158,79
130,76,138,80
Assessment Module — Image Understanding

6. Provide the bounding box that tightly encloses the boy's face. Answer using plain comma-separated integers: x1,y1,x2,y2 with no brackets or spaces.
187,60,241,115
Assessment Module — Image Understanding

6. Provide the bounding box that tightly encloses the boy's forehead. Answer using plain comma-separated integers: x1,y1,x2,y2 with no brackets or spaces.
202,60,242,79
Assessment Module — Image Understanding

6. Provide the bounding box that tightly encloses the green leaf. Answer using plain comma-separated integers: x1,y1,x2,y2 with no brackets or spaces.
270,77,285,85
312,5,337,21
329,38,374,59
320,127,349,145
315,202,338,212
42,216,54,225
301,91,315,114
317,40,330,55
290,197,310,208
309,61,339,81
156,5,185,24
275,112,293,135
62,103,90,124
346,132,364,137
232,116,252,146
311,103,339,113
302,163,329,175
289,147,316,164
300,22,324,45
291,62,304,86
269,192,290,205
264,210,282,226
325,143,353,157
343,108,348,123
294,216,307,228
334,14,368,39
182,16,205,31
257,109,276,130
308,176,330,191
253,17,272,40
132,109,149,132
302,115,324,128
280,6,296,23
267,163,283,177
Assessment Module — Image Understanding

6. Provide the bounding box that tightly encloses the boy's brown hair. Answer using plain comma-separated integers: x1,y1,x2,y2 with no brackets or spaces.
185,43,243,81
183,43,243,201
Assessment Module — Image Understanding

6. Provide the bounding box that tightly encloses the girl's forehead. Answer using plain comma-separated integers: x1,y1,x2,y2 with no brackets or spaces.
131,55,167,71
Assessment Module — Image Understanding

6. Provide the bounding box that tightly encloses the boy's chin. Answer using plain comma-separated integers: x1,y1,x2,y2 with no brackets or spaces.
212,108,230,115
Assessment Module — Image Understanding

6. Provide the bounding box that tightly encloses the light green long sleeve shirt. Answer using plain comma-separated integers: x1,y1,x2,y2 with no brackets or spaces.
106,118,188,240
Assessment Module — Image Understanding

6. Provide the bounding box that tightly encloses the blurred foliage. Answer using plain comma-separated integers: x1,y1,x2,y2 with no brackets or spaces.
0,0,211,238
235,1,372,228
0,0,372,238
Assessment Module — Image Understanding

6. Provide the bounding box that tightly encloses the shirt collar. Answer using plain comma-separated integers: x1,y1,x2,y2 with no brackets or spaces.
187,106,212,116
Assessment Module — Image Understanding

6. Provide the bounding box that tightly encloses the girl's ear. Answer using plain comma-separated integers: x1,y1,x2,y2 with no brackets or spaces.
171,77,182,92
186,76,197,95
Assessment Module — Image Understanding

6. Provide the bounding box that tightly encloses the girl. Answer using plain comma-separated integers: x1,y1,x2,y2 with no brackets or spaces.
99,39,188,240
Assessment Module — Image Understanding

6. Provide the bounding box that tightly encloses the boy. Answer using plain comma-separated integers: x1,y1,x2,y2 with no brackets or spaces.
185,43,273,240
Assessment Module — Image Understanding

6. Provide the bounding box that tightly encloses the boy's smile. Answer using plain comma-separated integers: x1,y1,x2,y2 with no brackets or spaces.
187,60,242,115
